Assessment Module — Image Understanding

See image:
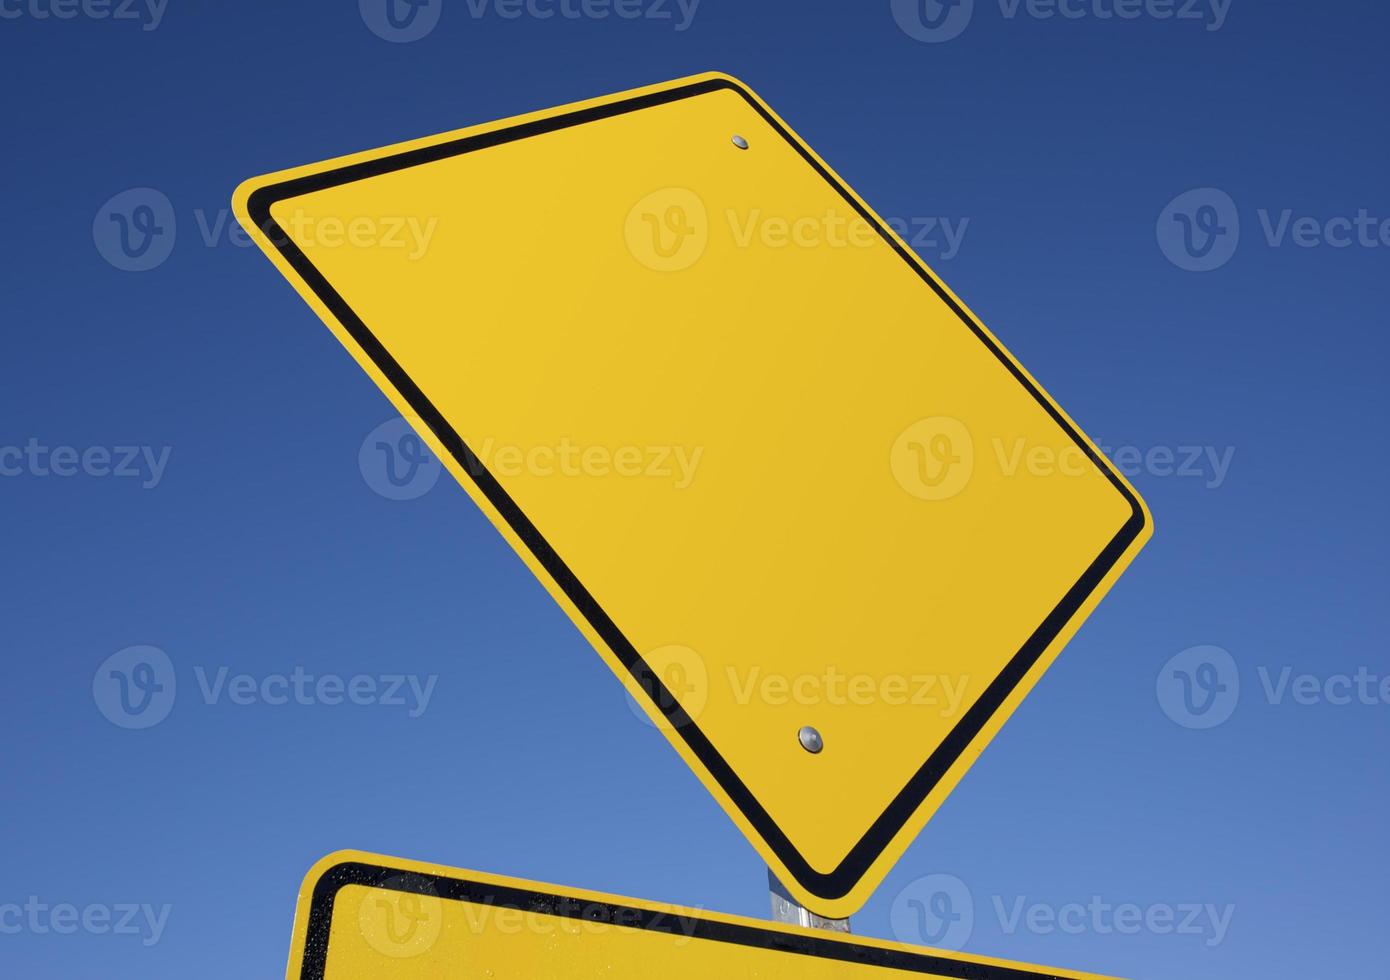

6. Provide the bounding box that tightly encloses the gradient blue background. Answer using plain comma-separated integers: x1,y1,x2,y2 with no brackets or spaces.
2,1,1386,977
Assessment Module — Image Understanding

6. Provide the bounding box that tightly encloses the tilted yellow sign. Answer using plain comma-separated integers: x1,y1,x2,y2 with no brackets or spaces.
236,73,1150,918
289,851,1116,980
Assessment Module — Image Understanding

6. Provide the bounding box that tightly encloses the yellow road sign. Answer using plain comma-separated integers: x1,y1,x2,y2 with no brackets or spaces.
289,851,1118,980
235,73,1150,919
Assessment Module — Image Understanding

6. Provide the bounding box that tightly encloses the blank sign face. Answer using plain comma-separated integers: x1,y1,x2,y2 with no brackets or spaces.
293,853,1112,980
236,73,1149,917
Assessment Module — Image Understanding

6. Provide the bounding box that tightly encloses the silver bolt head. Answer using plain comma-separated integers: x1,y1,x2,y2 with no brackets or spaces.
798,726,824,754
731,134,750,150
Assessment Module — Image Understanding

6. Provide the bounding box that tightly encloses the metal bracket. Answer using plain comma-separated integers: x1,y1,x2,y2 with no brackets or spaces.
768,869,851,933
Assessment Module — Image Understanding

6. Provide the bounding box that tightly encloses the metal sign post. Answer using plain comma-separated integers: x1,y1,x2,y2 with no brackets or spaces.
768,869,851,933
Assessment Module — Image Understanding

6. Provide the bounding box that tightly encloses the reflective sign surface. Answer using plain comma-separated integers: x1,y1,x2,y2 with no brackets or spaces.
236,74,1151,917
290,852,1117,980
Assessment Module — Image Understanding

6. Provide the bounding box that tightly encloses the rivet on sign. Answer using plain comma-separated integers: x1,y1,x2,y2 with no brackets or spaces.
798,726,824,754
731,134,749,150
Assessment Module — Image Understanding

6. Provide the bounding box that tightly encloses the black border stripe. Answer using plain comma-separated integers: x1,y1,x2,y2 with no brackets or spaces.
248,77,1145,904
300,861,1081,980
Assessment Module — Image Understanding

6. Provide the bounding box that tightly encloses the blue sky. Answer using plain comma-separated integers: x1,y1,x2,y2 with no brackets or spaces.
1,1,1386,977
